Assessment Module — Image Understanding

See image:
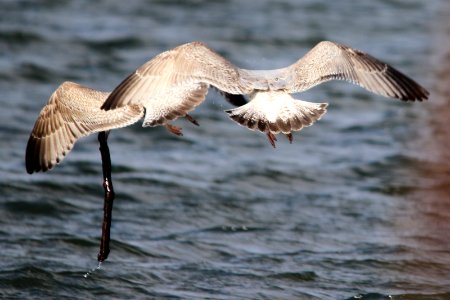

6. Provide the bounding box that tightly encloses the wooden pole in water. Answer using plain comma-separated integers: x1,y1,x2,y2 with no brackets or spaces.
97,131,115,262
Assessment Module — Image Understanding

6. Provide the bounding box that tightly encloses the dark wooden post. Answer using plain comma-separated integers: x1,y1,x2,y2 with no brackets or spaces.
97,131,115,262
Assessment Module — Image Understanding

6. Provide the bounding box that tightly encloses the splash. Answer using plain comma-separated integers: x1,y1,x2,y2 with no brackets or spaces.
83,262,102,278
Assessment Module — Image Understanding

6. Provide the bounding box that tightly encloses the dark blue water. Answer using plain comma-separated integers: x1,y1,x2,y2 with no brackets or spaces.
1,0,450,299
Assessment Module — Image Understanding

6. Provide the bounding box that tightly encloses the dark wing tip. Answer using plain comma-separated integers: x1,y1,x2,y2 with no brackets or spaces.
100,94,114,110
25,135,41,174
337,42,430,102
387,66,430,102
100,101,109,110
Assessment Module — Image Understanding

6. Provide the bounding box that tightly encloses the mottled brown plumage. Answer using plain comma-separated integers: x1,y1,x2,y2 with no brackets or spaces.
25,82,144,173
284,41,429,100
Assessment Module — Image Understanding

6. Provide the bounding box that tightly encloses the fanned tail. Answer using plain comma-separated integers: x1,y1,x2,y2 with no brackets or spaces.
225,91,328,135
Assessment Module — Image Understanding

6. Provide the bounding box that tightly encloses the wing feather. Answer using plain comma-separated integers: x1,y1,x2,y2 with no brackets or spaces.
101,42,252,117
25,82,144,173
287,41,429,101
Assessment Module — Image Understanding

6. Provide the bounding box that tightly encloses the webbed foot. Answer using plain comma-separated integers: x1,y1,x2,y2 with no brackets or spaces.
166,124,183,136
266,132,277,148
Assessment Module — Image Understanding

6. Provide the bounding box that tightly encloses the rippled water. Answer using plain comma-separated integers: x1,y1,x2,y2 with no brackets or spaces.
1,0,450,299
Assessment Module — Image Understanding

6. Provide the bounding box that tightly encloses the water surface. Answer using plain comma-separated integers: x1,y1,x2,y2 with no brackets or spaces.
1,0,449,299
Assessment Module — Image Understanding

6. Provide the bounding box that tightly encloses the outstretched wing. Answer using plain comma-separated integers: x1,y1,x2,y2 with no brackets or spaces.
26,82,144,173
101,42,253,125
285,41,429,101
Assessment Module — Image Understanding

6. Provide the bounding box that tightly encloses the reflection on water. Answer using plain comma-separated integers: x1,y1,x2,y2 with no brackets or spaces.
395,7,450,296
0,0,449,299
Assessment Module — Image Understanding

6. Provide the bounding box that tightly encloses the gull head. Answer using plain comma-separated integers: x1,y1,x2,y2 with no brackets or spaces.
268,75,289,91
241,68,291,92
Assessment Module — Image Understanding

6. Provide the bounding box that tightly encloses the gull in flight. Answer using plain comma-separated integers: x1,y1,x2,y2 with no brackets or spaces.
26,41,429,173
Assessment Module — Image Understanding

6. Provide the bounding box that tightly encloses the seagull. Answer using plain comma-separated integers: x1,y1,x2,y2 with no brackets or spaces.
25,41,429,173
100,41,428,145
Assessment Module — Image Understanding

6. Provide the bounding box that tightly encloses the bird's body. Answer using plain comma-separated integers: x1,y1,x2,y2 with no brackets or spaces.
26,41,429,173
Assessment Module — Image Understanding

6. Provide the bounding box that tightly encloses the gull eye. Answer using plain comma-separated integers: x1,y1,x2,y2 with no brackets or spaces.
275,77,279,81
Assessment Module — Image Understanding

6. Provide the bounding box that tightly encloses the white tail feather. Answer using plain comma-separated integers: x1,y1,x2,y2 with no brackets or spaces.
226,91,328,134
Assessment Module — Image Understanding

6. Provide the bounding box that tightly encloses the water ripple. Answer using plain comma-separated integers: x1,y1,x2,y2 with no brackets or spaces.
1,0,449,299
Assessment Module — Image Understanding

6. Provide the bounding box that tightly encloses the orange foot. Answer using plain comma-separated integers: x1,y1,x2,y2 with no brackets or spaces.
166,124,183,136
266,132,277,148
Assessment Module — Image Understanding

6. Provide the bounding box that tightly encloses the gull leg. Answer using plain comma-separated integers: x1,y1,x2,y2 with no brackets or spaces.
166,124,183,136
185,114,199,126
266,132,277,148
